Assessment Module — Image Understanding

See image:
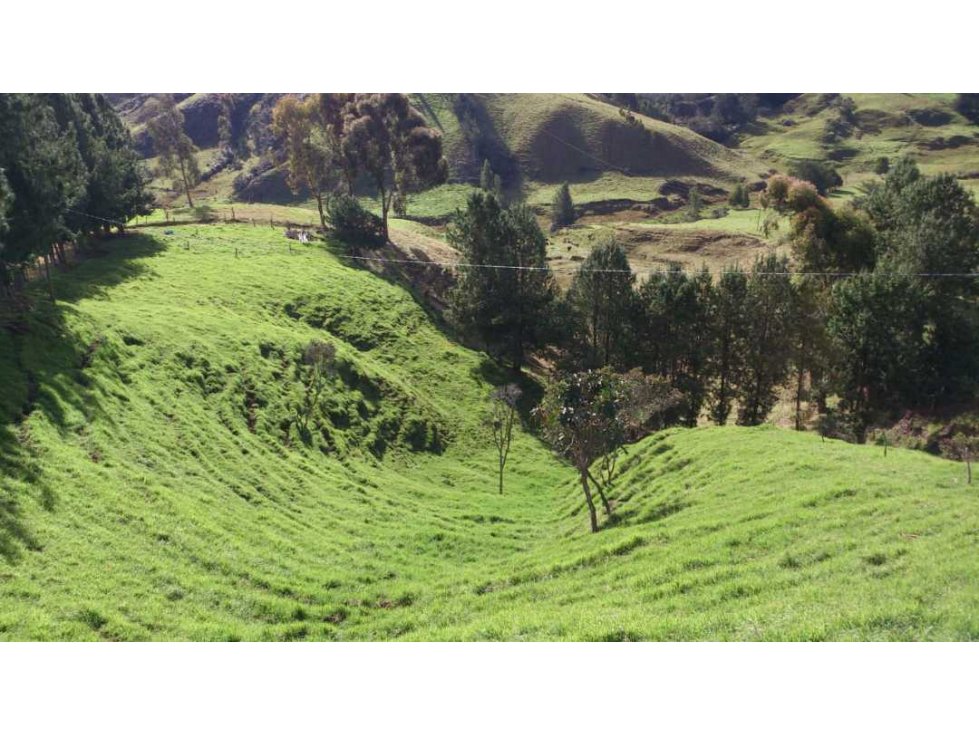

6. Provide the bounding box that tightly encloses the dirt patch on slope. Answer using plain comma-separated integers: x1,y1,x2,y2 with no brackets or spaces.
547,225,778,287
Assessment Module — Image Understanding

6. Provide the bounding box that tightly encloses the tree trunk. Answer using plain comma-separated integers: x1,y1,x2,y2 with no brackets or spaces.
794,364,805,431
498,456,504,495
579,469,599,533
378,181,390,242
314,191,326,232
586,468,613,517
43,252,54,302
179,158,194,209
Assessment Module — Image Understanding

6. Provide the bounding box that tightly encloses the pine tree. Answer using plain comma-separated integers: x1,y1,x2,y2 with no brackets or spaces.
0,94,86,292
44,93,152,236
551,182,575,229
736,255,795,426
493,173,503,202
566,236,636,368
706,267,748,425
728,183,749,208
636,264,714,426
449,192,558,372
687,187,703,220
480,159,494,192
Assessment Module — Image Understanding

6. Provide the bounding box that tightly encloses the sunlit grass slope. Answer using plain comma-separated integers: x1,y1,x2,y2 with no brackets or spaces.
1,223,977,640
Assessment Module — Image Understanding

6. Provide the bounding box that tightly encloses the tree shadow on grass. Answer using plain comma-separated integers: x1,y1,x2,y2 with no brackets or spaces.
469,357,544,432
0,232,164,562
53,233,164,304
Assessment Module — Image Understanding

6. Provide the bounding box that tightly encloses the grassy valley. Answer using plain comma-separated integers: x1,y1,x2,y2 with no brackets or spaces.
2,222,979,640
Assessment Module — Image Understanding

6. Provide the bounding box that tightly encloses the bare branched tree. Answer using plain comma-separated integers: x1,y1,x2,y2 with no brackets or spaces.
941,432,979,485
487,384,522,495
294,340,337,438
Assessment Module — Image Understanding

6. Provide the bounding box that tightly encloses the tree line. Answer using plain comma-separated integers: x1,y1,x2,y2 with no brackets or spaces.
0,94,152,301
453,159,979,528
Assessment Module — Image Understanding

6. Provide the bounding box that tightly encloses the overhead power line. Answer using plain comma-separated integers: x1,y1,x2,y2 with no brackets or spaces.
55,206,979,279
66,208,129,227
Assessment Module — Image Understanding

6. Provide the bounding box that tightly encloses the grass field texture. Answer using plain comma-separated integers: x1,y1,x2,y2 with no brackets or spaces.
1,223,977,640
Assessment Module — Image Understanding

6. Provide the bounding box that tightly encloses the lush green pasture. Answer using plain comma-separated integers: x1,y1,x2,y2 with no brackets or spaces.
631,207,785,238
1,223,977,640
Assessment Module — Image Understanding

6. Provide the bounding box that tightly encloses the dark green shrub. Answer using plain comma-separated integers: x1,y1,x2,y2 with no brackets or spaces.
728,183,750,208
955,94,979,125
326,195,386,248
789,159,843,195
551,182,575,230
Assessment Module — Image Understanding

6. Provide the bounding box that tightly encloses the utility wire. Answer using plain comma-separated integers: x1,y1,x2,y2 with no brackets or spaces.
57,204,975,279
66,208,129,228
140,222,979,278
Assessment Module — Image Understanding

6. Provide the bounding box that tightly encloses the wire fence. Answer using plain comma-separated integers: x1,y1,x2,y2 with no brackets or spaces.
10,208,979,292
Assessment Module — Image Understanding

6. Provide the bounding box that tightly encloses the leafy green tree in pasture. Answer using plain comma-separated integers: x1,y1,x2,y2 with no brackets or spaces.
789,159,843,196
760,174,792,213
941,433,979,484
854,158,979,408
449,192,558,372
147,94,201,208
551,182,575,229
566,236,636,369
325,194,386,248
272,95,335,231
537,368,679,532
736,255,796,426
341,93,447,241
706,267,748,425
309,93,357,195
859,155,920,228
789,201,877,275
487,384,521,495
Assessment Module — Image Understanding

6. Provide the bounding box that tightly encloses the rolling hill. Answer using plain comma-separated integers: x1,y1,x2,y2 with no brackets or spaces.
115,93,769,211
735,93,979,200
2,221,978,640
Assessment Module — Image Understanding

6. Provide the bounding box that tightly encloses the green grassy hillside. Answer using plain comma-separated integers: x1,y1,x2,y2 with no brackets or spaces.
123,93,769,216
738,93,979,199
2,223,977,640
